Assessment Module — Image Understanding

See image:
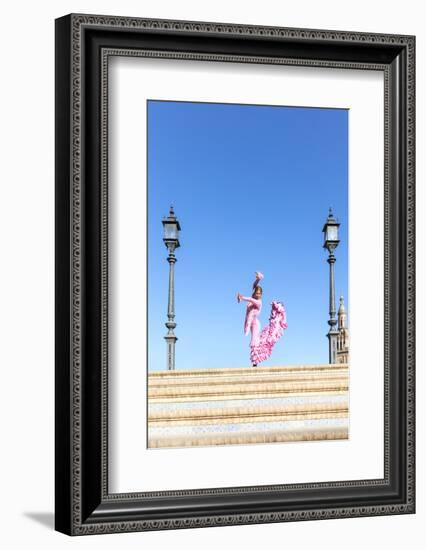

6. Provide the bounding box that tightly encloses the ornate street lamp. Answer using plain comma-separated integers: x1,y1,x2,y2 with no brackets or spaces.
322,207,340,364
162,206,181,370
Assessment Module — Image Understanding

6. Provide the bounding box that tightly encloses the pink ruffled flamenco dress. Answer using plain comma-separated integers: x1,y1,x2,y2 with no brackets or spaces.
238,273,288,366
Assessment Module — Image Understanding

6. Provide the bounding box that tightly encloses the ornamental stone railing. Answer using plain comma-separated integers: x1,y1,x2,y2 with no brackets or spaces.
148,364,349,448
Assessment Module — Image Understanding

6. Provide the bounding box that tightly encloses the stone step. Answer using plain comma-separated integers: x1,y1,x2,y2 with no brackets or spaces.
148,371,348,388
149,380,348,402
149,401,348,426
149,363,348,378
148,424,349,448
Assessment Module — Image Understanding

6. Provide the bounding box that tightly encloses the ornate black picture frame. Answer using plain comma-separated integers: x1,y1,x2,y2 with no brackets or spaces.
55,13,415,535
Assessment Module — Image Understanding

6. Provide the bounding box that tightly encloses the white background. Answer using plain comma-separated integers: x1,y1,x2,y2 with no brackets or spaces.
110,58,384,492
0,0,423,548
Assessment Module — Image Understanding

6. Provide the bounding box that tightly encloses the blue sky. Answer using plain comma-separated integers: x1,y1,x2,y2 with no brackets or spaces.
147,100,348,370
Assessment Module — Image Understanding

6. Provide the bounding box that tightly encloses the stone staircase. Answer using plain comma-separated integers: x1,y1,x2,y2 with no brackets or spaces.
148,364,349,448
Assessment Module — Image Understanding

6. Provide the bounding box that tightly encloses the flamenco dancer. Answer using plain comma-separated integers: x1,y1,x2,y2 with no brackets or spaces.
237,272,288,367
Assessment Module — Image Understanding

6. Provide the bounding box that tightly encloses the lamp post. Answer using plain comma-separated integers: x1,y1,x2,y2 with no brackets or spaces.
162,206,181,370
322,208,340,364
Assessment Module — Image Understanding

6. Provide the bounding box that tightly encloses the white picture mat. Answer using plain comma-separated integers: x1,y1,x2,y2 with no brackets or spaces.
108,56,384,494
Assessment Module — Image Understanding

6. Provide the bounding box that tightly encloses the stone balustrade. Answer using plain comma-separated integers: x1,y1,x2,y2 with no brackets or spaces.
148,364,349,448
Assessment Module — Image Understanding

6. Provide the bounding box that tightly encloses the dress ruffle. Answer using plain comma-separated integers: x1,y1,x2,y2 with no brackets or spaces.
250,301,287,365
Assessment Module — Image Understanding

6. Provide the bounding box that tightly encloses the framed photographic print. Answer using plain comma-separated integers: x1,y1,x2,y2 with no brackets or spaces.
55,14,415,535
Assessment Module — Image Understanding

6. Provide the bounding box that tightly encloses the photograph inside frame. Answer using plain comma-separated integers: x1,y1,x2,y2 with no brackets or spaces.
147,99,349,449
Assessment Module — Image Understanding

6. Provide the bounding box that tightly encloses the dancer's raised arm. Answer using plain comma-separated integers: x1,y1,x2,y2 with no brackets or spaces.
252,271,264,289
237,292,260,305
